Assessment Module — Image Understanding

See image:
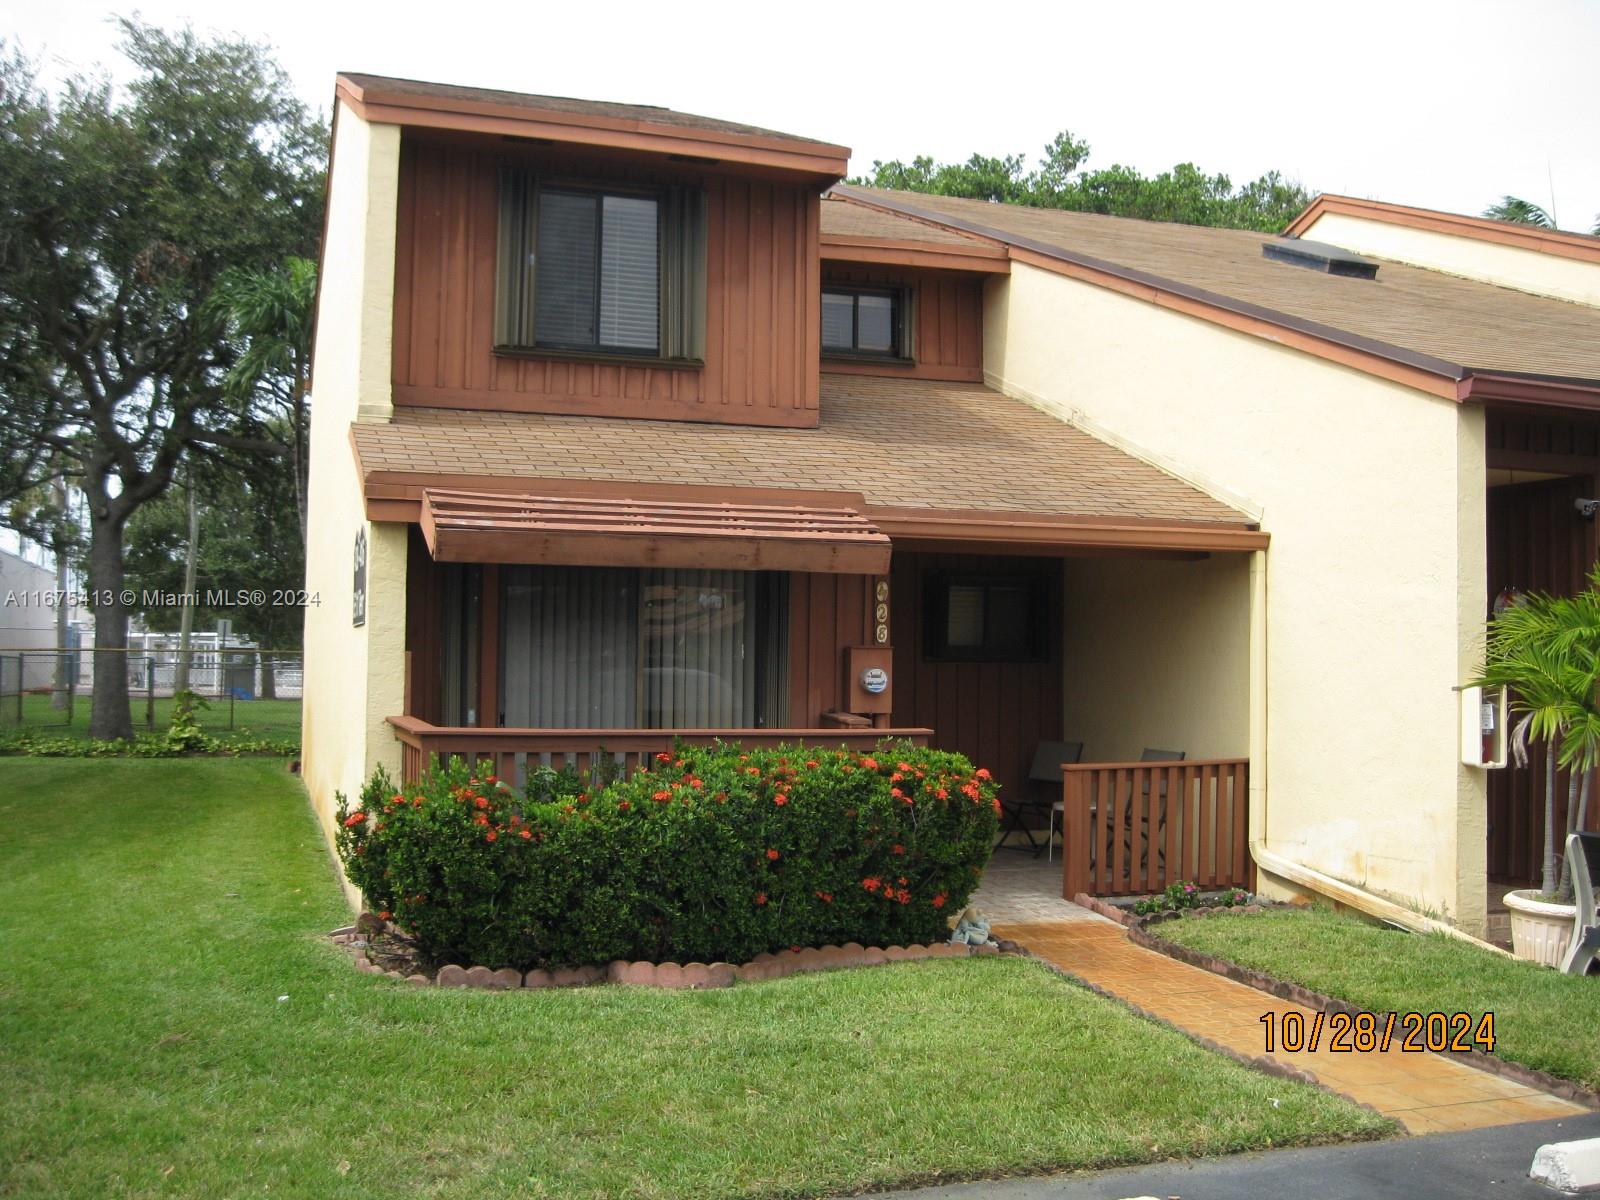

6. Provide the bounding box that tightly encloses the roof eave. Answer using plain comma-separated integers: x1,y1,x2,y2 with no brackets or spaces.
335,75,849,181
1285,194,1600,265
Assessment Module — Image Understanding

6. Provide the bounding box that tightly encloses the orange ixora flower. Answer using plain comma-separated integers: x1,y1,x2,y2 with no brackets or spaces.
931,893,948,908
773,794,789,806
519,828,533,840
766,848,780,860
342,812,366,827
617,800,632,812
484,830,497,842
652,790,673,803
974,768,992,781
474,796,490,810
754,892,768,906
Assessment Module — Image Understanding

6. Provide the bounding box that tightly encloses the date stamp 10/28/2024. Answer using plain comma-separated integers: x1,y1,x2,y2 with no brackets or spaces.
1260,1010,1496,1054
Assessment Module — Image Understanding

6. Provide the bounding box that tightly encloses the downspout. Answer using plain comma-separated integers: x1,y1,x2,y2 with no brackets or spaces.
1244,549,1509,956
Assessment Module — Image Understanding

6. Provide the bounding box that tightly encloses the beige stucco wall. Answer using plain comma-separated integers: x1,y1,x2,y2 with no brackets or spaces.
301,101,406,876
1061,554,1251,763
1302,211,1600,308
988,262,1489,931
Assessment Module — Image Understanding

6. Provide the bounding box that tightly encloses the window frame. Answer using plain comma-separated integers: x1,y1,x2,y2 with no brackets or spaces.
921,571,1051,663
821,285,912,362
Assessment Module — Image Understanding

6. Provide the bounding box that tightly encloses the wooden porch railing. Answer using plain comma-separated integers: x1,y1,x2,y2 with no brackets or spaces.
388,715,934,787
1061,759,1253,898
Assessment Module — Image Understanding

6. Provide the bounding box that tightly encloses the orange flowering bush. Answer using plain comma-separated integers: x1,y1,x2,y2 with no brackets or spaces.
335,741,998,970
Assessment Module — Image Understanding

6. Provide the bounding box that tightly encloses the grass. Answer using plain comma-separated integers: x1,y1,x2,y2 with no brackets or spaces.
1159,906,1600,1092
0,760,1389,1199
0,691,302,741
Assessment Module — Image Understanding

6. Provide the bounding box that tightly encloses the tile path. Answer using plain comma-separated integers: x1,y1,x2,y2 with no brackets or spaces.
993,917,1588,1135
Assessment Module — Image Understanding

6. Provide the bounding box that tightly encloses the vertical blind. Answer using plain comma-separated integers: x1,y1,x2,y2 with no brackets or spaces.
499,566,787,729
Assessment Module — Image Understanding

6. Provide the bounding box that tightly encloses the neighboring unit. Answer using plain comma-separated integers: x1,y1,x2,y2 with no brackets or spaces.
304,74,1600,935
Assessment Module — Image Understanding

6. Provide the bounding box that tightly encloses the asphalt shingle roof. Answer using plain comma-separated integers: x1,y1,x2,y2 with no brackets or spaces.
839,187,1600,382
353,374,1250,527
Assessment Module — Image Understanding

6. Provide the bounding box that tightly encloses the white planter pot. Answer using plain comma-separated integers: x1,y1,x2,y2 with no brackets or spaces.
1504,889,1576,968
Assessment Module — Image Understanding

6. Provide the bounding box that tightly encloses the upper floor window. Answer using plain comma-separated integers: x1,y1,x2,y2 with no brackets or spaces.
495,170,706,362
822,287,907,359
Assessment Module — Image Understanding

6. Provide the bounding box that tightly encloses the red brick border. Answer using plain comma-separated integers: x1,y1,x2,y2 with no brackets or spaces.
331,920,1001,990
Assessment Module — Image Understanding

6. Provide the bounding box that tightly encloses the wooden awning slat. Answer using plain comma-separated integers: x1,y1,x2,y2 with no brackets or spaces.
419,487,891,574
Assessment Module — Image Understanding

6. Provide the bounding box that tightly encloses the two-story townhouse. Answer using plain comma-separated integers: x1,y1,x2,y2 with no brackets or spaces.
304,73,1600,936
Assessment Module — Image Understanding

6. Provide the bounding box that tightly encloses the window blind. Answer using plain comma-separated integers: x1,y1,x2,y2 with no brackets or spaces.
599,195,660,351
533,190,600,348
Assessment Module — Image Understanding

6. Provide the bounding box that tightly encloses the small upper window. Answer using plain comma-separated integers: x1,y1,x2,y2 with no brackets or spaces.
922,573,1049,662
495,170,706,361
822,288,906,359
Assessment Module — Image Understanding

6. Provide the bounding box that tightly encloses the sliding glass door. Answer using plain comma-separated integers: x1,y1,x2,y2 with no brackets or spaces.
498,565,788,729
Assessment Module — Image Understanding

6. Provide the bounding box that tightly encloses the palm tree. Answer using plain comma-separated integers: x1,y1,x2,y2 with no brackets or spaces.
1483,194,1600,238
1478,572,1600,898
1484,195,1555,228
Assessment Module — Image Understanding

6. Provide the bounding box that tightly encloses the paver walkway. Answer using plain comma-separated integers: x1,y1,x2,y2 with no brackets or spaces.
995,918,1588,1134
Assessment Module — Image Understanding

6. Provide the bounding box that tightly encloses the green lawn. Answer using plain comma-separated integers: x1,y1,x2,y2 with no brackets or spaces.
2,691,302,741
1159,907,1600,1092
0,760,1389,1199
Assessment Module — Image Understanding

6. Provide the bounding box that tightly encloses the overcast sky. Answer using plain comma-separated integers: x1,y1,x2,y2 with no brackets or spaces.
8,0,1600,230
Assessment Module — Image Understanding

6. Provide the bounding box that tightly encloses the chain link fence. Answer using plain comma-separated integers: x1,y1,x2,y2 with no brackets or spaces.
0,647,302,740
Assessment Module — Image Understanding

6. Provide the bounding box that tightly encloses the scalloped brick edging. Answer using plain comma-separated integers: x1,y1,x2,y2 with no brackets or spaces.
1127,919,1600,1111
330,923,1002,990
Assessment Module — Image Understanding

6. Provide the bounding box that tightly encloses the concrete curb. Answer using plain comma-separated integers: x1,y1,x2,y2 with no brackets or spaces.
1531,1137,1600,1191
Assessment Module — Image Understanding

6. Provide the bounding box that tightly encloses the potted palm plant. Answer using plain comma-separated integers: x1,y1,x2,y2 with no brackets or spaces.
1477,570,1600,966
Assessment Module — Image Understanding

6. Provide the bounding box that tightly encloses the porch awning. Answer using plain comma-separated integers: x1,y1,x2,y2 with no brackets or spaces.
419,488,892,574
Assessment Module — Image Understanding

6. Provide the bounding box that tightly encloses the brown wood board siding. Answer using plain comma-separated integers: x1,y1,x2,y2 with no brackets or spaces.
820,264,984,382
404,527,443,725
787,572,873,725
888,552,1064,806
392,136,819,427
1486,473,1600,883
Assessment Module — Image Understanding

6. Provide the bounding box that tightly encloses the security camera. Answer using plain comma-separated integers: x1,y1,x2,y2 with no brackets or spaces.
1577,498,1600,519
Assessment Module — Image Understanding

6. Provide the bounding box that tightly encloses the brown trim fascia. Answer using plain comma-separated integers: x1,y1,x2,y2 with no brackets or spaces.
1285,194,1600,265
336,77,848,181
866,505,1268,553
1458,372,1600,414
819,234,1010,274
830,186,1471,401
358,465,876,522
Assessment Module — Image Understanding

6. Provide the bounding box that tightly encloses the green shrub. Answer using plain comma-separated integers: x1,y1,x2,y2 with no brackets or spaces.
1132,880,1251,916
336,741,1000,970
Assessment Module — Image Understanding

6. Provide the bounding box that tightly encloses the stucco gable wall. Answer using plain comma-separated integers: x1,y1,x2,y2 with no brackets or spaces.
1301,211,1600,309
302,101,406,880
985,261,1487,930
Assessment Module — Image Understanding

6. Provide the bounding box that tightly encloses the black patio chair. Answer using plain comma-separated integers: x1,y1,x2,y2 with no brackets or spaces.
998,739,1083,856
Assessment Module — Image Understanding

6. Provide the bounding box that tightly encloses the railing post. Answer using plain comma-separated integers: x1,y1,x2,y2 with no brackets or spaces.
1063,768,1090,900
146,657,156,728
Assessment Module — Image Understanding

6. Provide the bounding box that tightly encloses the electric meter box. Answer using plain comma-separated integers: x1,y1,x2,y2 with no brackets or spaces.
1460,685,1508,768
